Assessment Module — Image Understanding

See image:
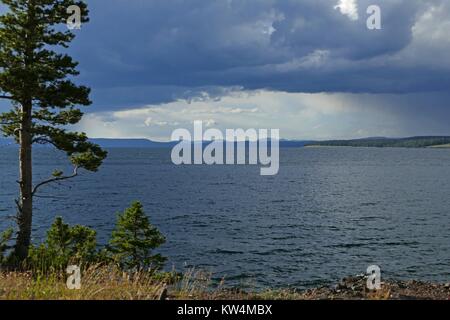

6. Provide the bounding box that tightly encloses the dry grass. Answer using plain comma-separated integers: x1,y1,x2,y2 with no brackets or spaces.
0,265,168,300
1,267,448,300
0,265,297,300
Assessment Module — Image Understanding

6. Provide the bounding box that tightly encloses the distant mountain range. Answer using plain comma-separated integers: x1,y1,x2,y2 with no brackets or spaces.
306,136,450,148
1,137,450,149
90,139,177,148
88,139,314,148
0,137,312,148
0,138,177,148
89,139,316,148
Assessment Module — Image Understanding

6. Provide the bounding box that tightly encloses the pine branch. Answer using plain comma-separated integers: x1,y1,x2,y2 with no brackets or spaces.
32,165,79,196
0,95,13,100
32,136,57,147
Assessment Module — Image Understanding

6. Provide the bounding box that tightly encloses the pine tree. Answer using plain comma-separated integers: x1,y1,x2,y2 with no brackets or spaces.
108,202,167,271
0,0,107,261
27,216,98,272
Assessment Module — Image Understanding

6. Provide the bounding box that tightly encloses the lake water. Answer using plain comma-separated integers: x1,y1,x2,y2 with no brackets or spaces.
1,147,449,289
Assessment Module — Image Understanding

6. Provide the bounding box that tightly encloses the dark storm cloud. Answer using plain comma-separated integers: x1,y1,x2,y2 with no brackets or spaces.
65,0,449,110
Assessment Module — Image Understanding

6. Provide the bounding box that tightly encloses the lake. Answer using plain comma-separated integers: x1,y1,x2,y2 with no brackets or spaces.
1,147,449,289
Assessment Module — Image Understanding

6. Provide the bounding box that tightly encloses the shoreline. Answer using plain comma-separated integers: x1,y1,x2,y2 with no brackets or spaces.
172,276,450,300
285,276,450,300
305,144,450,149
1,269,449,300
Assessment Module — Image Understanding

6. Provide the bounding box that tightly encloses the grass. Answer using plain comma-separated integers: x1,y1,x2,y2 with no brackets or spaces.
0,265,250,300
0,265,308,300
1,266,448,300
0,265,168,300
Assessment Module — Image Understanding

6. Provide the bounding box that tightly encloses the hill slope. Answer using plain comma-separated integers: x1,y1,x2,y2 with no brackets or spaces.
306,136,450,148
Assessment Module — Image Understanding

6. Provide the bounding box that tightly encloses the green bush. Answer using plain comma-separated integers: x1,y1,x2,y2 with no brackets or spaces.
26,217,98,273
0,228,13,265
107,201,167,271
3,202,167,274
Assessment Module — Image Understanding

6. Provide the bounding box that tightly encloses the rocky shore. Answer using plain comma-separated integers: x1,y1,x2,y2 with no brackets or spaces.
297,276,450,300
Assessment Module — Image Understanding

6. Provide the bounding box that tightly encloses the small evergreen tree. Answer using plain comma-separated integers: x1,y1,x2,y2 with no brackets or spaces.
108,202,166,271
27,216,98,272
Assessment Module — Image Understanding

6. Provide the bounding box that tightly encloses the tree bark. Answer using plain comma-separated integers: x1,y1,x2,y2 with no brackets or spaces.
14,100,33,261
14,2,36,262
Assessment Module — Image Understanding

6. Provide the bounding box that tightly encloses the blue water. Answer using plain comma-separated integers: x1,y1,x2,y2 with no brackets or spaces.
1,147,450,289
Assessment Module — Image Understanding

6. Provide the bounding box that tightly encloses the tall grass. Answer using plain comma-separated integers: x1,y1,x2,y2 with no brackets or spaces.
0,264,288,300
0,264,170,300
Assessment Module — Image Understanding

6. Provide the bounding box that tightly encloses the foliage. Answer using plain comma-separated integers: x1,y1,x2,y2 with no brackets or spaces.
0,265,172,300
26,217,98,273
0,0,106,176
22,202,167,273
108,202,167,271
0,0,107,260
307,136,450,148
0,228,13,265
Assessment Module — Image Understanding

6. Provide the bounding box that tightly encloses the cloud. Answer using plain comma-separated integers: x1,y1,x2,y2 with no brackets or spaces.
75,90,450,141
144,117,169,127
62,0,450,113
391,1,450,68
2,0,449,139
334,0,359,21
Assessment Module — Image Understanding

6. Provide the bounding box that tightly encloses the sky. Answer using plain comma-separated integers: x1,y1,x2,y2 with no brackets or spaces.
2,0,450,141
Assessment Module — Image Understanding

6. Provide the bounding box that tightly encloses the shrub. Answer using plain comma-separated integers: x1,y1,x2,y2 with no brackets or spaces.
5,202,167,274
108,202,166,271
27,217,98,273
0,228,13,266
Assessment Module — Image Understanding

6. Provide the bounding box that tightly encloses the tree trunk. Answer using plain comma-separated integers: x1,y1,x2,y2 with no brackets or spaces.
15,100,33,261
15,3,35,261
